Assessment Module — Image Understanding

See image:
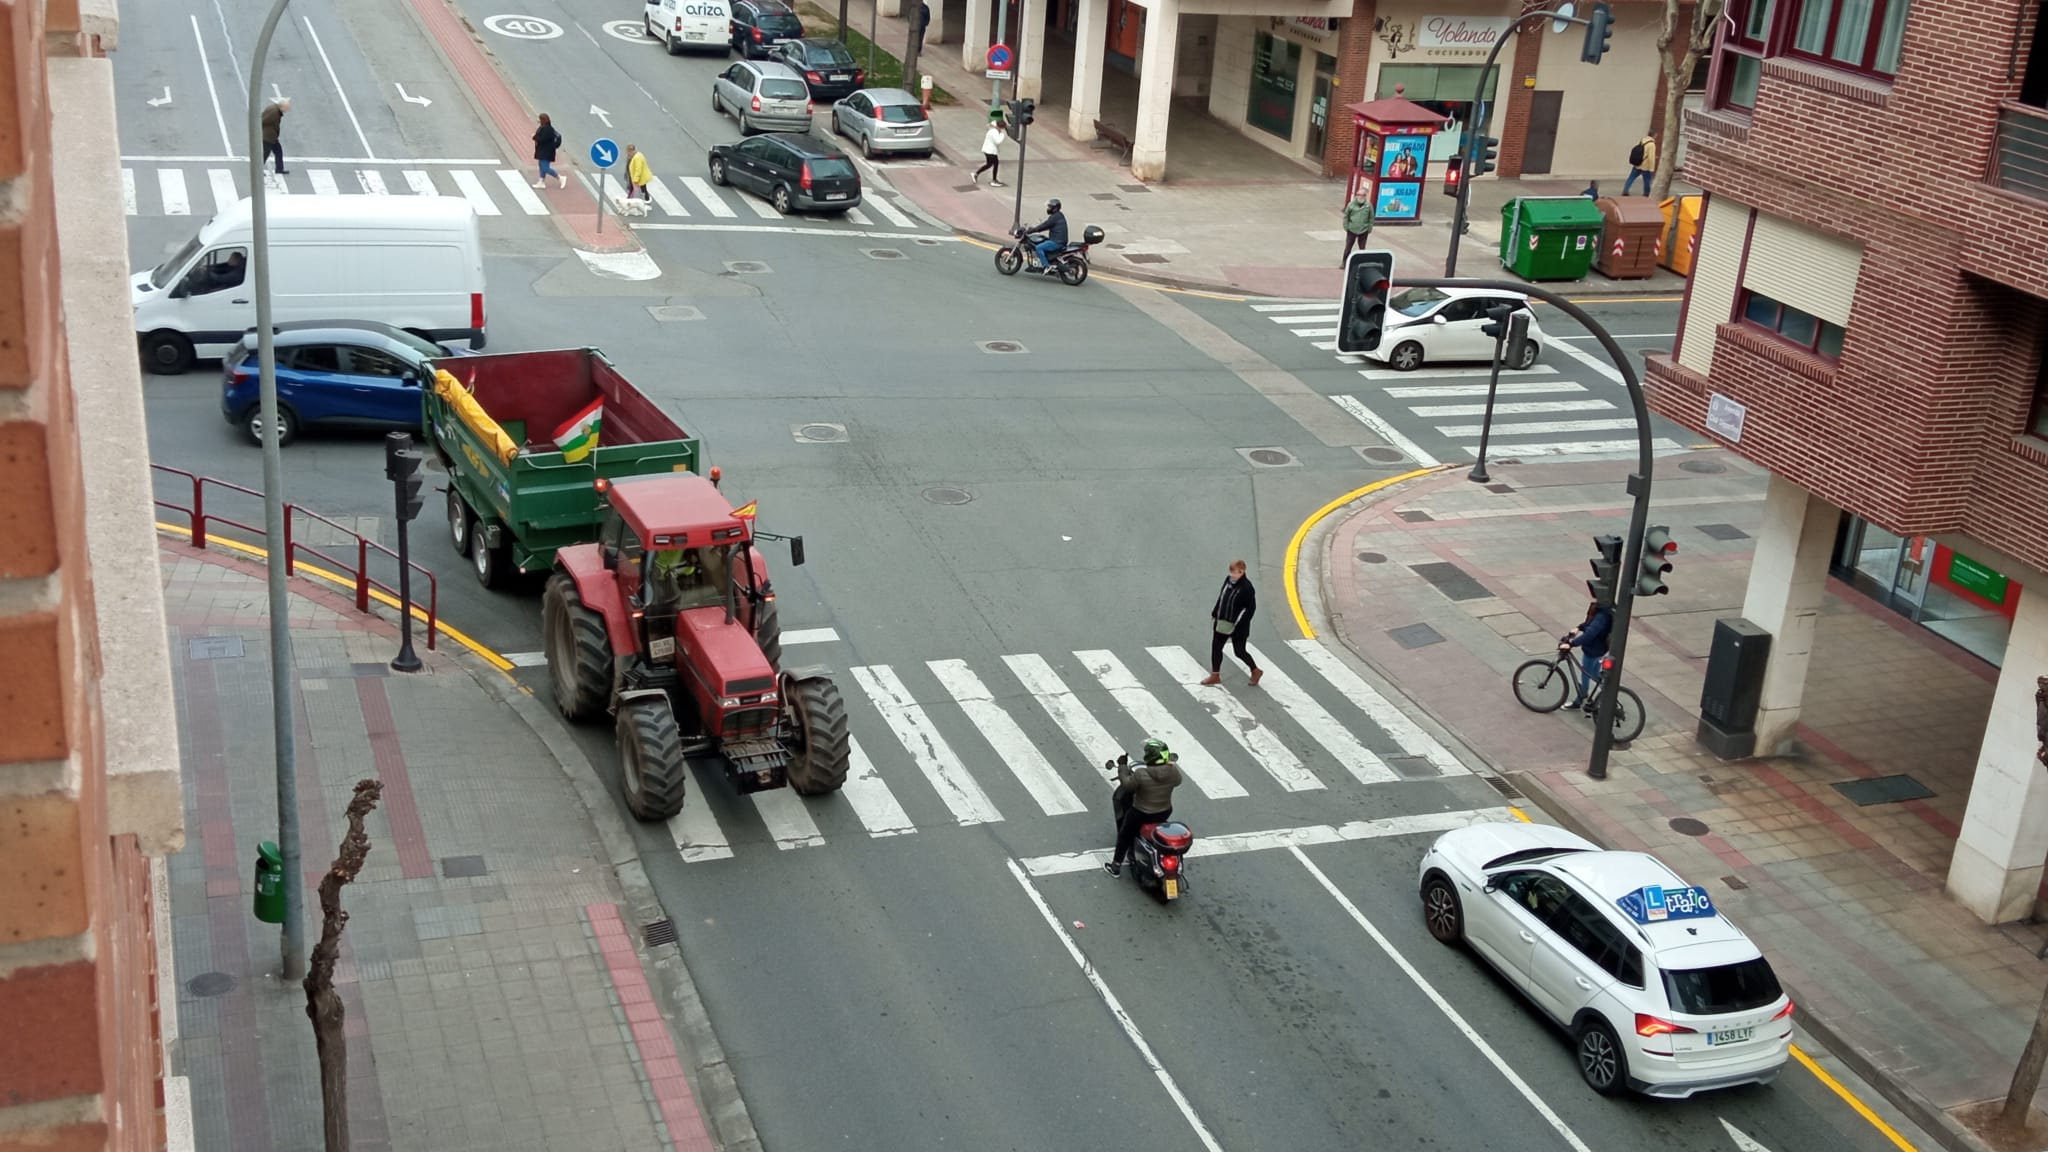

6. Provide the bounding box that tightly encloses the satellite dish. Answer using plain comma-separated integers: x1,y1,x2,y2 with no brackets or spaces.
1551,1,1576,33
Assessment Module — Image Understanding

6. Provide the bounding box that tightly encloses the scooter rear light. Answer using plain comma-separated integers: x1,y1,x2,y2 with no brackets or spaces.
1160,854,1180,874
1635,1014,1696,1038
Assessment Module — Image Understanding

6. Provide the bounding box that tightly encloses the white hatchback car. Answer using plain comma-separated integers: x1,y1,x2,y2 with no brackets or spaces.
1370,285,1547,372
1417,821,1793,1098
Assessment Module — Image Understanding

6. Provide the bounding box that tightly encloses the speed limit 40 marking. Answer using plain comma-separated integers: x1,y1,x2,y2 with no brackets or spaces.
483,14,564,38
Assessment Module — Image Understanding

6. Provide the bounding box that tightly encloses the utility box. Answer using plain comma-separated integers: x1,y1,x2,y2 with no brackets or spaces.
1697,618,1772,760
1500,197,1603,281
1595,197,1664,279
1660,194,1702,276
253,840,285,924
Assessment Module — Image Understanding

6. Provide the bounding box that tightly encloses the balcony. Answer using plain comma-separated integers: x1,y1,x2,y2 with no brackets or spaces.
1993,102,2048,202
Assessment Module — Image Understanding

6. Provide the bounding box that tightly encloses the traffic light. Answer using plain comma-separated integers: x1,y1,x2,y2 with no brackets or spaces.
1588,534,1623,607
1469,136,1500,178
385,432,425,522
1503,311,1531,365
1637,525,1676,597
1480,303,1512,341
1442,156,1463,198
1336,249,1395,354
1007,97,1035,127
1582,1,1613,63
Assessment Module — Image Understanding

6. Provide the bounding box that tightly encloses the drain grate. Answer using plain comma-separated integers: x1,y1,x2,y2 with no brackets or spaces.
1481,774,1525,801
979,340,1027,354
1410,561,1492,602
915,237,943,246
1356,445,1409,465
1090,192,1120,201
1485,483,1515,494
1117,183,1151,193
1697,523,1750,541
1833,774,1936,806
187,972,236,998
643,918,679,948
1238,447,1297,468
922,487,973,505
865,248,906,260
1122,253,1168,264
1387,622,1445,649
792,422,848,443
1679,458,1727,474
441,854,487,878
1395,509,1435,523
646,304,705,322
1722,875,1750,891
723,260,771,274
187,636,245,661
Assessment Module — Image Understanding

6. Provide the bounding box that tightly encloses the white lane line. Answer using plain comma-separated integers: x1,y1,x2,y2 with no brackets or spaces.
680,175,739,217
123,153,508,165
121,169,137,215
1004,654,1123,777
448,169,502,216
643,175,690,217
494,169,549,215
1410,399,1613,418
929,660,1085,817
1459,437,1690,459
262,172,290,195
1075,651,1246,800
842,736,916,837
1435,417,1640,438
781,626,840,645
190,15,233,156
667,775,733,863
1006,858,1226,1152
1383,381,1586,398
500,651,548,667
1556,339,1627,384
1246,645,1399,785
403,169,438,196
843,205,873,226
307,169,341,195
865,195,915,228
631,223,964,240
1330,395,1441,468
1360,365,1559,381
158,169,191,215
1311,342,1370,362
208,169,240,213
1252,301,1338,312
1290,327,1338,337
1022,807,1513,876
1292,847,1598,1152
357,169,388,194
741,192,784,219
1147,646,1320,792
850,664,1002,825
1287,639,1467,777
1272,313,1339,325
301,16,374,158
750,789,825,849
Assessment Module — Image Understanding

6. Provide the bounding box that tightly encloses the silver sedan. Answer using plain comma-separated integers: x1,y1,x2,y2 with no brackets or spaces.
830,88,935,159
713,60,814,135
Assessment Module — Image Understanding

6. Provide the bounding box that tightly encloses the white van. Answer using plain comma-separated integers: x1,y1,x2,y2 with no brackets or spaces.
645,0,731,53
131,195,486,375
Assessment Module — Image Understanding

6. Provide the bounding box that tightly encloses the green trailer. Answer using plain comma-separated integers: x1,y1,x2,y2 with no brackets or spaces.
424,347,701,588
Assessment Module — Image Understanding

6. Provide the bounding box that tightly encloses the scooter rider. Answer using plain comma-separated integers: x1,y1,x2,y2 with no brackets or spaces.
1105,738,1181,877
1022,198,1069,269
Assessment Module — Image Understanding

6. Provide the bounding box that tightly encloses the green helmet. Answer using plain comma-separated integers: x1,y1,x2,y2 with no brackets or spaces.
1141,738,1171,766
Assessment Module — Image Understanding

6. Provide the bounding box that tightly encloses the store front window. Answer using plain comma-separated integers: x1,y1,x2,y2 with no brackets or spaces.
1376,64,1499,161
1834,516,2022,667
1248,32,1302,140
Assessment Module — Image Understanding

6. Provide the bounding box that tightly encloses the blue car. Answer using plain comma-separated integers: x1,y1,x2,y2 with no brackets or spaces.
220,321,471,446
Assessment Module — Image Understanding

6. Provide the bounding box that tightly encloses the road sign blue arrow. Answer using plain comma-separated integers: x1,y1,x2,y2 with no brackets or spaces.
590,138,619,168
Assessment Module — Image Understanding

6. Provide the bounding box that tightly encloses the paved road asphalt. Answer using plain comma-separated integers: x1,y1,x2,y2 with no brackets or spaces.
123,1,1943,1149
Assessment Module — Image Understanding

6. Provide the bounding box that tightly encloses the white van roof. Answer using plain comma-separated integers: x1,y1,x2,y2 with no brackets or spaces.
201,195,479,243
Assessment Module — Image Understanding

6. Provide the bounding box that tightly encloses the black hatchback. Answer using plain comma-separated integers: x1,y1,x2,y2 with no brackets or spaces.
774,38,865,100
707,133,861,215
731,0,803,57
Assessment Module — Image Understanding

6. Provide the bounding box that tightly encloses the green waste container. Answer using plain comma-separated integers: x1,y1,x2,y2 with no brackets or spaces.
1500,196,1605,281
253,840,285,924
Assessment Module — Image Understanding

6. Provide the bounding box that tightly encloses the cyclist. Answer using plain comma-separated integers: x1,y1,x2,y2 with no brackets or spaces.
1565,601,1613,714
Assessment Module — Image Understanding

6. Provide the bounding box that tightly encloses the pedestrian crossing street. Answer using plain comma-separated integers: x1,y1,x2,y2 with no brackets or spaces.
120,162,938,233
1250,299,1688,464
648,637,1476,863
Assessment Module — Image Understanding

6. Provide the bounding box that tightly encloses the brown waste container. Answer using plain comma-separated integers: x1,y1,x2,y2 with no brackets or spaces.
1595,197,1665,279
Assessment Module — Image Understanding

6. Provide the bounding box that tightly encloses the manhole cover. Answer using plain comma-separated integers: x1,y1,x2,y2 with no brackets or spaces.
793,422,848,443
1411,561,1491,602
1396,509,1435,523
922,487,973,505
1122,253,1168,264
1722,875,1750,891
188,972,236,998
1669,817,1711,836
1679,458,1726,474
1388,622,1444,649
186,636,245,661
1697,523,1750,541
1117,183,1151,193
723,260,771,274
1356,446,1408,465
951,183,980,192
914,237,942,246
1356,551,1387,564
1485,483,1515,494
645,304,705,322
979,340,1027,354
1833,774,1936,806
1090,192,1120,201
1237,447,1297,468
865,248,906,260
441,854,487,878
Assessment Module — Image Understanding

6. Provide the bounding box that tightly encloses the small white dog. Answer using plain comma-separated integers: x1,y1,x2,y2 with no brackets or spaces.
614,194,651,218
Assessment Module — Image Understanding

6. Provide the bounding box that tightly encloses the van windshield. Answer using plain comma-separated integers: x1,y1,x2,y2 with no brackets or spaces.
150,234,205,290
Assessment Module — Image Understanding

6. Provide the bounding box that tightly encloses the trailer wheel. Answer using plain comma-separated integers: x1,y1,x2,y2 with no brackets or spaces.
447,488,473,558
753,596,783,671
543,574,612,722
619,698,689,821
782,673,849,795
472,529,510,589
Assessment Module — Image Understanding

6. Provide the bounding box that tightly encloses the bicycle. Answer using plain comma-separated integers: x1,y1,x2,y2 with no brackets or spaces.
1512,637,1646,743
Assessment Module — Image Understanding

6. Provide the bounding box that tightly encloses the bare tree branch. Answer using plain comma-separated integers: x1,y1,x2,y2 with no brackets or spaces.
304,779,383,1152
1652,0,1726,201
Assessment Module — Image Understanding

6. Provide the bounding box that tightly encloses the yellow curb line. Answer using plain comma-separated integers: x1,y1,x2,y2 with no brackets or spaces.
1284,466,1450,640
953,235,1250,300
157,521,517,676
1552,294,1687,305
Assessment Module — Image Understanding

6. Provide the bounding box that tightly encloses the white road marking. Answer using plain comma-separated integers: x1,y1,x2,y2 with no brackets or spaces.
307,169,341,195
680,175,739,217
750,789,824,849
1271,312,1339,325
667,773,733,863
740,192,784,219
121,169,137,215
1459,438,1690,459
1329,395,1442,468
1252,301,1338,312
500,651,548,667
157,169,191,215
631,223,962,241
1075,651,1246,800
208,169,239,213
1435,417,1640,437
1290,327,1337,337
1004,653,1123,776
261,173,289,195
865,195,915,228
843,205,873,226
1007,858,1227,1152
780,627,840,645
189,15,233,156
403,170,438,196
1721,1119,1775,1151
850,664,1002,825
1292,847,1598,1152
302,16,375,157
1287,639,1467,777
1359,365,1559,381
1246,645,1399,785
121,154,506,165
356,169,388,194
448,169,502,216
842,736,917,837
1410,399,1613,418
494,169,549,214
929,660,1085,816
643,175,690,216
1147,646,1320,792
1020,807,1513,875
1383,381,1587,398
1556,338,1627,383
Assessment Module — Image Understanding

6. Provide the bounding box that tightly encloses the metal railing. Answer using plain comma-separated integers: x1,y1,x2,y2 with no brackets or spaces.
1993,102,2048,202
152,464,438,649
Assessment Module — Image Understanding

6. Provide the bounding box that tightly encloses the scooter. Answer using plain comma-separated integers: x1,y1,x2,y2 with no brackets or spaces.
1106,756,1194,902
995,224,1105,287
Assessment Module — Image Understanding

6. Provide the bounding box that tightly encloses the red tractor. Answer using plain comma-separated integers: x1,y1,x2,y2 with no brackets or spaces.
541,472,850,820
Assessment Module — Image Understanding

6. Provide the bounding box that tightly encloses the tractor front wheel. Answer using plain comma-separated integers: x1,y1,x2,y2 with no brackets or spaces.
619,698,689,821
783,673,850,795
754,597,783,671
543,574,612,722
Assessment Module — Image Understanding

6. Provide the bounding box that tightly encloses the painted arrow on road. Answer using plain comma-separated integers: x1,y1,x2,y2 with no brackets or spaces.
590,104,613,128
271,83,286,102
146,86,173,107
394,83,431,107
1720,1119,1774,1151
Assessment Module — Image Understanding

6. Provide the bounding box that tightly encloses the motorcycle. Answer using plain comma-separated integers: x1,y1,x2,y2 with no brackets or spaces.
1106,755,1194,902
995,224,1105,287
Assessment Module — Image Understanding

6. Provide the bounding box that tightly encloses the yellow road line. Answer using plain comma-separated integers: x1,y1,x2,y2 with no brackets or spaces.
1790,1045,1921,1151
954,235,1248,300
157,521,517,674
1284,467,1447,640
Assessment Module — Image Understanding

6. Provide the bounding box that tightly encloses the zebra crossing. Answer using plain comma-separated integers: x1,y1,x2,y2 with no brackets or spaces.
120,161,937,234
1251,299,1687,464
649,636,1475,862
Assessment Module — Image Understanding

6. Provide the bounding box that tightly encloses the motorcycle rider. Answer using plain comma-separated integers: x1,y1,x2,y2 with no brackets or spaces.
1105,738,1181,877
1021,198,1069,270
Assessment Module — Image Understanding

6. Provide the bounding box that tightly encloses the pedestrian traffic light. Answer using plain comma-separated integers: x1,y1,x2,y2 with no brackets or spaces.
1336,249,1395,354
1637,525,1676,597
1588,534,1623,607
1442,156,1463,197
1469,136,1500,178
385,432,425,522
1582,1,1613,63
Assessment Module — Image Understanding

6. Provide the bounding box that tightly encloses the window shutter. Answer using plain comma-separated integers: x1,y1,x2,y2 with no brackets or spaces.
1677,195,1748,376
1741,214,1863,327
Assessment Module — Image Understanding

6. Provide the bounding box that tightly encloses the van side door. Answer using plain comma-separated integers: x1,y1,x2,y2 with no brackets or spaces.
172,246,252,346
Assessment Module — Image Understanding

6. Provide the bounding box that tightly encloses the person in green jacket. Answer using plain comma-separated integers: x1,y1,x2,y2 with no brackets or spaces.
1341,188,1376,266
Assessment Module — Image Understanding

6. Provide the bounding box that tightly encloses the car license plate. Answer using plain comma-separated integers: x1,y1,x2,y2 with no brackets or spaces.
826,192,847,200
686,30,705,38
650,636,676,660
829,73,850,81
1707,1027,1754,1046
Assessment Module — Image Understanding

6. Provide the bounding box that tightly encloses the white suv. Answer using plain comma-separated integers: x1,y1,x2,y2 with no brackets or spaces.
1418,821,1794,1098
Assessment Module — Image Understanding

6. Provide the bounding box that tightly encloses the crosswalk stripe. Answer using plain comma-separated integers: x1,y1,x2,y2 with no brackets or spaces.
1360,365,1559,381
1330,395,1442,469
447,169,502,216
667,768,734,862
1459,437,1689,459
865,195,915,228
1075,650,1247,800
1435,417,1639,437
403,169,438,196
1252,301,1338,312
843,205,873,225
751,789,825,849
1383,381,1587,398
357,169,389,194
1287,639,1467,777
308,169,341,195
1246,645,1400,785
740,190,782,219
158,169,191,215
1410,399,1612,418
494,168,548,215
850,664,1003,825
842,736,916,836
1273,313,1339,325
121,169,137,215
1291,327,1337,337
680,175,739,217
929,660,1085,816
643,175,690,216
262,172,290,195
1148,646,1321,792
1003,653,1123,771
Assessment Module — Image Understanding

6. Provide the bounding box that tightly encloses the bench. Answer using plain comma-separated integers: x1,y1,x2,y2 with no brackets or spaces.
1092,120,1134,165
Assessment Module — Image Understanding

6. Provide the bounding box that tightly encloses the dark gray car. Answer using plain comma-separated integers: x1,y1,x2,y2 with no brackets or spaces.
830,88,934,159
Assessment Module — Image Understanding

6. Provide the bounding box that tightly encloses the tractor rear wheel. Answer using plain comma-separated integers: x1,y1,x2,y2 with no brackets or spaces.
618,698,689,821
543,574,612,722
754,597,783,671
783,673,850,795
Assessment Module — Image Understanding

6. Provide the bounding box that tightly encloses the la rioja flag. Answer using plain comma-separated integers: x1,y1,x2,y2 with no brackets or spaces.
552,397,603,463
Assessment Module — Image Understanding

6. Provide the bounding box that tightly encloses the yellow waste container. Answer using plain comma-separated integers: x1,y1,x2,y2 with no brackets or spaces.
1660,194,1703,277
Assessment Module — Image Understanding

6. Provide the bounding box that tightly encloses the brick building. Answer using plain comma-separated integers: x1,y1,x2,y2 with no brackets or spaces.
1647,0,2048,923
0,0,186,1148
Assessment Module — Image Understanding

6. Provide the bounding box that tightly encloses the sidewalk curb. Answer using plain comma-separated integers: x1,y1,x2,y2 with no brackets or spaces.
1296,479,1988,1152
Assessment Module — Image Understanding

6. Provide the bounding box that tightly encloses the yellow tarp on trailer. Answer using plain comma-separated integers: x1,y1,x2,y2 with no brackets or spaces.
435,369,519,466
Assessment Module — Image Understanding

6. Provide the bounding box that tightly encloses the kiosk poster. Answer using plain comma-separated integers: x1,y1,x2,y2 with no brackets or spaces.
1377,133,1428,221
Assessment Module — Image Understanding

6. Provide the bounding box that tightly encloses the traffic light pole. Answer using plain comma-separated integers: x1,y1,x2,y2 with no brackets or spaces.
385,433,424,674
1468,307,1511,485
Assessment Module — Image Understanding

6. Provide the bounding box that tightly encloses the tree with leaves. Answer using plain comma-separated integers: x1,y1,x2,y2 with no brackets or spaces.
1652,0,1726,201
305,780,383,1152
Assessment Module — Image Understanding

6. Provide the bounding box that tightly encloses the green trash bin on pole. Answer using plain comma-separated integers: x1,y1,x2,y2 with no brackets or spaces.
1500,196,1606,281
253,840,285,924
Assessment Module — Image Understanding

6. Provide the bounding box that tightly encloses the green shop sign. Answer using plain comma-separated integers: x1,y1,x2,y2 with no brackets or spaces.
1946,551,2010,604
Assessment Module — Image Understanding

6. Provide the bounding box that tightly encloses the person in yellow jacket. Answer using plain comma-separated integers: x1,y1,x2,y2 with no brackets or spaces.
625,143,653,202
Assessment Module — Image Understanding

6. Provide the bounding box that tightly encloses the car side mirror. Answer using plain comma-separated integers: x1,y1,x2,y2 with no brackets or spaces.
1481,878,1498,894
402,374,421,387
788,536,805,567
1432,314,1449,325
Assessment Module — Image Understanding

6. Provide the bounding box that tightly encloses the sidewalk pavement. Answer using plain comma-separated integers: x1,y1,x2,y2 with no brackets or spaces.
159,539,752,1152
830,0,1692,297
1307,451,2041,1152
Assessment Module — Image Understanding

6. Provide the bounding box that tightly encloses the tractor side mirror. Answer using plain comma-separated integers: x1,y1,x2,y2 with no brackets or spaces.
602,549,618,571
789,536,805,567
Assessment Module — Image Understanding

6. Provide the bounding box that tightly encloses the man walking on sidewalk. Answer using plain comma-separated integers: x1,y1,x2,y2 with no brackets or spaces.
1202,560,1262,687
1340,187,1376,265
1623,134,1657,196
261,98,290,175
972,116,1007,187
